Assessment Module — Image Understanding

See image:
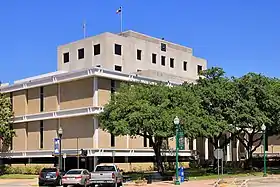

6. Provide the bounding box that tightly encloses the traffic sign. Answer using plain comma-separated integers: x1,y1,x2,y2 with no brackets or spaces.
178,130,185,150
214,149,223,159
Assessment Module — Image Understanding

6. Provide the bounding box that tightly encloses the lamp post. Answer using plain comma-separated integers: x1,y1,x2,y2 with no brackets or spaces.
58,127,63,171
261,124,267,177
174,116,180,185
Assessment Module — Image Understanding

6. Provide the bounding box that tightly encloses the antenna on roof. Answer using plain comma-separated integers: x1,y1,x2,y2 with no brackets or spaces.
82,20,87,39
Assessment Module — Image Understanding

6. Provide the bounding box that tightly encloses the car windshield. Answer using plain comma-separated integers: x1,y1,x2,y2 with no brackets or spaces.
66,170,83,175
95,166,115,172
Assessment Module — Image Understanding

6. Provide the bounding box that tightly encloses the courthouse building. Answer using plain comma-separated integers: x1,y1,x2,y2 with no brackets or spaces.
0,30,267,171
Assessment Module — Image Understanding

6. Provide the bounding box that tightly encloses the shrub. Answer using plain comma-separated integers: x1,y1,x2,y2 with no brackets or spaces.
3,165,45,175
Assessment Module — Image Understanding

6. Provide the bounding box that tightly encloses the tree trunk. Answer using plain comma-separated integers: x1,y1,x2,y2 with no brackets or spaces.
150,137,164,175
154,144,164,174
244,151,253,170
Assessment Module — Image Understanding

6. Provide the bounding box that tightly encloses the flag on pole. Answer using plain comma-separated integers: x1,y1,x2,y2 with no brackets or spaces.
116,7,122,14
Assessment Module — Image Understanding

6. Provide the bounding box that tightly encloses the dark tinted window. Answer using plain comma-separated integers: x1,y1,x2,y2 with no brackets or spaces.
161,56,166,66
152,53,157,64
40,120,43,149
40,87,44,112
78,48,84,59
197,65,202,74
115,44,122,55
94,44,100,55
137,49,142,60
170,58,174,68
114,65,122,72
95,166,115,172
161,43,166,52
66,170,83,175
183,61,187,71
63,52,69,63
111,134,115,147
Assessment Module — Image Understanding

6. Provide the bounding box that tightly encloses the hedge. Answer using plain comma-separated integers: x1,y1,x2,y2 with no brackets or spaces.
2,165,46,175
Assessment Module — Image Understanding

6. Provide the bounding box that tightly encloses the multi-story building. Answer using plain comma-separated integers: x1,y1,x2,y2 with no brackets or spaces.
0,30,243,171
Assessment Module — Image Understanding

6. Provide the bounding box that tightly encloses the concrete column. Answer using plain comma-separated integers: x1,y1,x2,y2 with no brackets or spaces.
227,140,232,161
93,156,98,169
186,138,190,150
205,138,209,160
236,139,240,161
93,77,98,106
93,118,99,148
193,139,197,150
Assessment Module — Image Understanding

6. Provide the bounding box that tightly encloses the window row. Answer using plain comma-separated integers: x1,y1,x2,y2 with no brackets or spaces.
63,44,203,74
63,43,118,63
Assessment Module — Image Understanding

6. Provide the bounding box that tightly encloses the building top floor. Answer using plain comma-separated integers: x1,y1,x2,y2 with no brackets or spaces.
57,30,207,80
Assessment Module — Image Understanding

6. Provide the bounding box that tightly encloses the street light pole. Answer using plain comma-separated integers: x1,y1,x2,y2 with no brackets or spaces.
261,124,267,177
58,127,63,171
174,116,180,185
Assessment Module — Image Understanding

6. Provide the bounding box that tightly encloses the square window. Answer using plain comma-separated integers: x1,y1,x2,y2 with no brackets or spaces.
137,49,142,60
197,65,203,74
94,44,100,55
161,56,166,66
115,65,122,72
161,43,166,52
137,69,142,72
183,61,188,71
63,52,69,63
78,48,84,59
115,44,122,55
170,58,174,68
152,53,157,64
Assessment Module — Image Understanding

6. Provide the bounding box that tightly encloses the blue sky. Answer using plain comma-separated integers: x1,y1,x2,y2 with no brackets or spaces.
1,0,280,84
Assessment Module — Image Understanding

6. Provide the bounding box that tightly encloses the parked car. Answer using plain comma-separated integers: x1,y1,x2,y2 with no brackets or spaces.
62,169,91,187
89,164,123,187
38,167,64,186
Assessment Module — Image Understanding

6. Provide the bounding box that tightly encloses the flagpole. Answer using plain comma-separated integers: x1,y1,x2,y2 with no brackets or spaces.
83,21,86,39
120,6,123,33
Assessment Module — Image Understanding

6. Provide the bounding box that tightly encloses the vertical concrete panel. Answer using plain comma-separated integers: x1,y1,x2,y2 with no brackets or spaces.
98,78,111,106
27,88,40,114
98,129,111,148
13,90,27,116
27,121,40,150
60,116,93,149
44,85,58,112
13,123,27,151
60,78,93,109
44,119,58,150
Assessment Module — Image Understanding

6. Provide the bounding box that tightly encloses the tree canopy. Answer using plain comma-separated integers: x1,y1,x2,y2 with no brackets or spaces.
0,89,14,148
99,66,280,171
99,82,202,173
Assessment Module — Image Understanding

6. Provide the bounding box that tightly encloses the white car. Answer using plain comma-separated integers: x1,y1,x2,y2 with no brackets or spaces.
62,169,91,187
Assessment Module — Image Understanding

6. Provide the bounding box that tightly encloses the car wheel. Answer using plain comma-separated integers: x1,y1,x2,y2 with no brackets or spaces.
117,182,123,187
38,183,43,187
63,185,68,187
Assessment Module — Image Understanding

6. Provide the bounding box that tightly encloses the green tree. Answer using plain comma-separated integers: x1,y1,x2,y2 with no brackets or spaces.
233,73,280,169
191,67,238,153
98,82,201,174
0,88,15,148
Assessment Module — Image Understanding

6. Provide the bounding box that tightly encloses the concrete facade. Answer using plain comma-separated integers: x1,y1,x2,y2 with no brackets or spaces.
57,30,207,82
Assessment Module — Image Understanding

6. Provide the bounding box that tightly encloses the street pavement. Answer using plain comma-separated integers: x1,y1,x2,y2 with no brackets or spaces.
0,177,280,187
